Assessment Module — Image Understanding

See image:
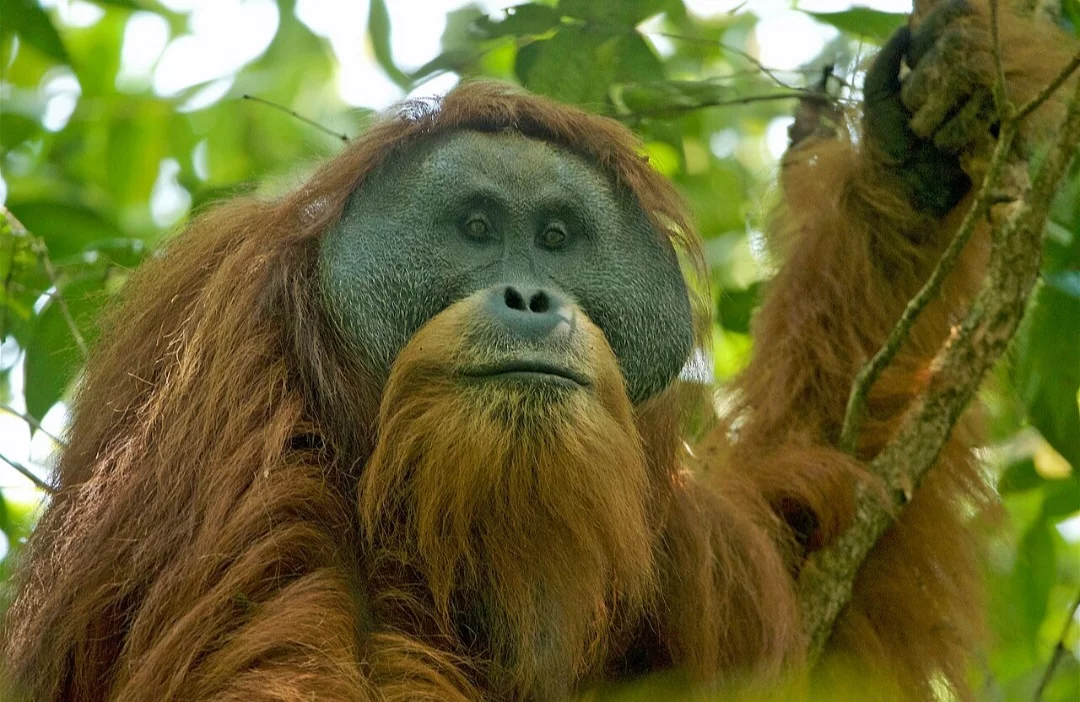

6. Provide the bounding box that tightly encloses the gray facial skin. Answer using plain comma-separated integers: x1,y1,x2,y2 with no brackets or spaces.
319,130,693,403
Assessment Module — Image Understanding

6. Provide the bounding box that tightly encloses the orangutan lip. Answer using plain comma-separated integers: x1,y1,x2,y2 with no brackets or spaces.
465,361,589,387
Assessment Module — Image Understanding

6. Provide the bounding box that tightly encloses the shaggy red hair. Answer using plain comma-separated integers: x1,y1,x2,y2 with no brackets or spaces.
2,3,1075,699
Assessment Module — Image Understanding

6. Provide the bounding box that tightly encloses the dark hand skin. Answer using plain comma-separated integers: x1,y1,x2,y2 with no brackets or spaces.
319,130,694,403
864,0,995,216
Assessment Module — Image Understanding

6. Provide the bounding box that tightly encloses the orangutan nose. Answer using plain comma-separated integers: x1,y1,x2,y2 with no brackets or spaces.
487,285,573,341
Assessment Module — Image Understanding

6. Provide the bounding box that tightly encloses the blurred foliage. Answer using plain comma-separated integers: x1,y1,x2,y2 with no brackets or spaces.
1,0,1078,699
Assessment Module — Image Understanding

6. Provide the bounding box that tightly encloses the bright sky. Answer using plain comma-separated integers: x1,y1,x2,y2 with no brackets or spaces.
6,0,1078,546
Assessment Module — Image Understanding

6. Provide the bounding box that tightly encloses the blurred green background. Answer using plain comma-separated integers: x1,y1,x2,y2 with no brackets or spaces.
1,0,1078,698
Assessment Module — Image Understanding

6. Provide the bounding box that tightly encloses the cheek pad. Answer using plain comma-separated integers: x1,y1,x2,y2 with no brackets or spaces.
572,245,694,403
318,210,449,379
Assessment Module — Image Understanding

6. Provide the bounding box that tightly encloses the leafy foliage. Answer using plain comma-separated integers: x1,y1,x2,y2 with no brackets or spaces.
0,1,1077,698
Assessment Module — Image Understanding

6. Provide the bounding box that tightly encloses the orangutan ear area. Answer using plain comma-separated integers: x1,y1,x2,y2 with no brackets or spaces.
2,1,1077,700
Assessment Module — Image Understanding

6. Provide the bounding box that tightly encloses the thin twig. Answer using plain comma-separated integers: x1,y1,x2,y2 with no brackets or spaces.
1033,588,1080,700
989,0,1015,118
621,90,832,119
1015,51,1080,123
0,405,66,446
838,124,1017,453
242,95,350,143
837,0,1024,454
0,452,55,494
650,32,800,90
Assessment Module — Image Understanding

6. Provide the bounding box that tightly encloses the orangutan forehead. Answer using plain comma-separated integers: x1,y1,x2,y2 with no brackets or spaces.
370,130,633,215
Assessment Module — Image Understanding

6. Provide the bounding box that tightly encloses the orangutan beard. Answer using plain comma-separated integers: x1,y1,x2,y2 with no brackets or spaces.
357,336,658,691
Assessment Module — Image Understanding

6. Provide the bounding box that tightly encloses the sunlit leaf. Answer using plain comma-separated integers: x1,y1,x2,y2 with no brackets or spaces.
805,8,907,44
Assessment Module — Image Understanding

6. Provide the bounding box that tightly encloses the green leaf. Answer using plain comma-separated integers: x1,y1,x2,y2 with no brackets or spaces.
410,48,477,81
368,0,412,89
474,4,561,38
23,279,102,422
518,27,663,106
1012,519,1056,647
805,8,907,44
716,283,760,334
1063,0,1080,38
610,78,772,117
1015,285,1080,469
517,27,609,104
1043,479,1080,518
3,0,69,63
7,200,121,262
558,0,673,25
997,459,1044,494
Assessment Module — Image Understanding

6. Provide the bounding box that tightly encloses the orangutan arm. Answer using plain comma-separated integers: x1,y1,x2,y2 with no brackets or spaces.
700,0,1078,694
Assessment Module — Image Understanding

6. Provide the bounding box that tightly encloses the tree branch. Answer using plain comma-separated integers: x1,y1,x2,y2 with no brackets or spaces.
0,405,66,447
241,95,350,143
801,34,1080,661
1015,51,1080,123
0,452,55,494
838,123,1016,454
1033,588,1080,700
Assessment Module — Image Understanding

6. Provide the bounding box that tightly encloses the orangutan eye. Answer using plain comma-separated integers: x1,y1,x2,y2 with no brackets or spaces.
540,225,568,250
464,216,489,239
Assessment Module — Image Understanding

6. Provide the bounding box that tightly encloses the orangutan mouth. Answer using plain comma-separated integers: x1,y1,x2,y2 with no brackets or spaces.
465,360,590,387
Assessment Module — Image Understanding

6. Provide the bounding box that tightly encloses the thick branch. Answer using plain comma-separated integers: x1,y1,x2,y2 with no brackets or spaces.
800,54,1080,663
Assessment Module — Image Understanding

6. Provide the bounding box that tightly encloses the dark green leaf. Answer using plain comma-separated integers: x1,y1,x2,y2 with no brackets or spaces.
716,283,760,334
997,459,1044,494
1043,479,1080,518
0,112,41,151
517,27,609,104
368,0,412,89
7,200,121,262
410,48,478,81
1013,520,1056,646
805,8,907,44
558,0,673,25
474,4,561,38
1063,0,1080,38
23,279,103,421
3,0,69,63
1015,285,1080,468
89,0,142,9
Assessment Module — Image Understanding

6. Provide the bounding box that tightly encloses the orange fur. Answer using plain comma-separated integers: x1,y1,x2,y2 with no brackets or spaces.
2,3,1074,699
703,2,1077,698
0,83,789,701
